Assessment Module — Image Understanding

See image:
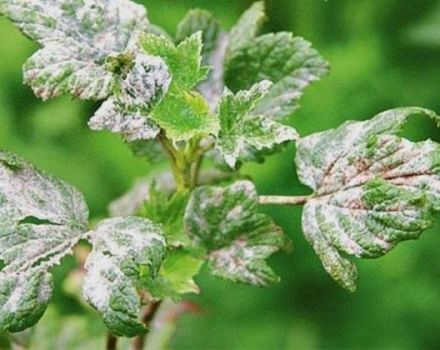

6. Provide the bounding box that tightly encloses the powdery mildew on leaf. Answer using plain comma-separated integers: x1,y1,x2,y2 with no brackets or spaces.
0,151,89,331
215,81,298,168
83,217,166,337
225,3,329,119
0,0,149,100
184,181,285,286
296,108,440,291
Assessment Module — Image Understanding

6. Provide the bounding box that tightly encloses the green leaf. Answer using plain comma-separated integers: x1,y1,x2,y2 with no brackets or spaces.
0,151,89,332
185,181,286,286
141,32,209,91
215,81,298,168
225,32,329,119
82,217,166,337
140,185,191,247
144,250,203,299
226,2,266,59
176,9,227,108
296,107,440,291
152,91,219,142
0,0,148,100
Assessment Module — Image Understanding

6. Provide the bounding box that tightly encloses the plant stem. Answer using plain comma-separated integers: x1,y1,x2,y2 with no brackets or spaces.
132,301,163,350
106,332,118,350
259,195,311,206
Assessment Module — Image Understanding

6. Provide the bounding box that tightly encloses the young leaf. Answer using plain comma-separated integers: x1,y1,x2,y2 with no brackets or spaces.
144,250,203,299
141,32,209,91
215,81,298,168
0,0,149,100
151,91,219,142
83,217,166,337
0,151,89,332
224,2,328,119
140,185,191,247
296,108,440,291
184,181,286,286
176,9,227,108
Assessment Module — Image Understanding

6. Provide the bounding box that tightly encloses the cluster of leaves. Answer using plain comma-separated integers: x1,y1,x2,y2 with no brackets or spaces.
0,0,440,346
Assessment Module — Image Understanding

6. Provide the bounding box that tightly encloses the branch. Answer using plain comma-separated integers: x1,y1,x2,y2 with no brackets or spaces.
106,332,118,350
131,301,163,350
259,195,311,206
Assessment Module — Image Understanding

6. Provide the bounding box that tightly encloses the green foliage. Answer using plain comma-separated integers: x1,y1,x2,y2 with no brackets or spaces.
0,0,439,348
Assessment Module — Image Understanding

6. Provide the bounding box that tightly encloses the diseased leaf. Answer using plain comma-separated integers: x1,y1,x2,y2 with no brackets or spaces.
225,32,329,119
215,81,298,168
88,97,161,142
0,151,89,332
83,217,166,337
296,108,440,291
88,54,171,141
0,0,149,100
184,181,286,286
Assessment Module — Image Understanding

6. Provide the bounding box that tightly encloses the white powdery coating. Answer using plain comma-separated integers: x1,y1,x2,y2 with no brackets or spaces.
88,98,160,141
0,152,89,274
216,80,298,168
296,108,440,291
119,55,171,108
1,0,149,100
82,217,166,335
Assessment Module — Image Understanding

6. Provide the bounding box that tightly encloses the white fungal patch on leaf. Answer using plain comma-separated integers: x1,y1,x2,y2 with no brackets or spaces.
82,217,166,337
0,151,89,332
296,108,440,291
0,0,149,100
215,81,298,168
88,97,161,142
184,180,286,286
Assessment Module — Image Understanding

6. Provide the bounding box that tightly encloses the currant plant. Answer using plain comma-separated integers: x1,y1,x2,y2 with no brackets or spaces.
0,0,439,348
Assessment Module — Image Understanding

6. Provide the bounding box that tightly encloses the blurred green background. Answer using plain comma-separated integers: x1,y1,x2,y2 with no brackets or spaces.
2,0,440,349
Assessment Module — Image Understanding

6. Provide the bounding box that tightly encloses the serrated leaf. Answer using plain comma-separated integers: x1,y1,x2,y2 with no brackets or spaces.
0,151,89,332
176,9,227,108
226,2,266,59
83,217,166,337
141,32,209,91
225,32,329,119
152,91,219,142
215,81,298,168
184,181,285,286
144,250,203,299
0,0,148,100
296,107,440,291
140,185,191,247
